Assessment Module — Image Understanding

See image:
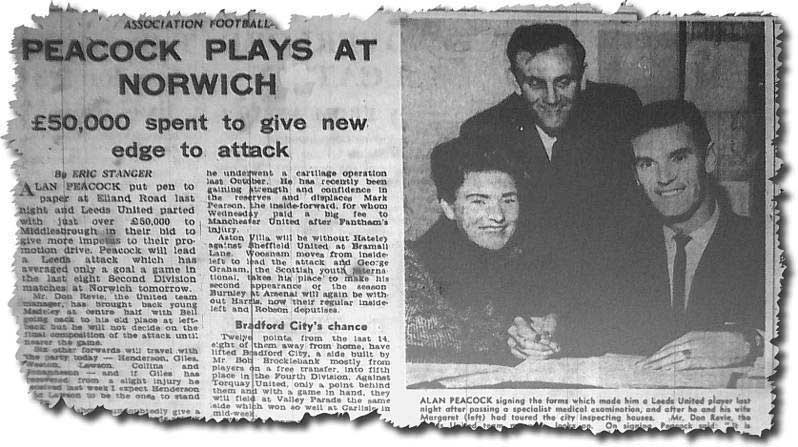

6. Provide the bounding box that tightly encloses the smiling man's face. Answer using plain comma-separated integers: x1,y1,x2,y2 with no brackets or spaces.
441,170,519,250
513,44,581,135
632,123,712,221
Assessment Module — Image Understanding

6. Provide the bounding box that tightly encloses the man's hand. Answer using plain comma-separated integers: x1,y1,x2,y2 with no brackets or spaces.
507,315,560,360
637,331,753,371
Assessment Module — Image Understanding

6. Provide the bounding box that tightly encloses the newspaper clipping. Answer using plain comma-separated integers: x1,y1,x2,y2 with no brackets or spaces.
9,5,780,434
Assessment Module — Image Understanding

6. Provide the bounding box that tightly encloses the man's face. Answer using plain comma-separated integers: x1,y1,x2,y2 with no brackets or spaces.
513,44,581,134
441,171,519,250
632,123,714,221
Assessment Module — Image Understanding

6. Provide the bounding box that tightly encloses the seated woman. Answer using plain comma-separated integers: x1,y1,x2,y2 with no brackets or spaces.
405,137,561,366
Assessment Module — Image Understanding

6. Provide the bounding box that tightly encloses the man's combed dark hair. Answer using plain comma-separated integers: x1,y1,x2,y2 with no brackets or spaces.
506,24,586,75
430,137,521,204
632,99,712,157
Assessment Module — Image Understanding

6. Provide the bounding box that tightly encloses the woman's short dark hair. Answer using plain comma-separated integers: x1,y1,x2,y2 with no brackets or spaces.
430,137,521,204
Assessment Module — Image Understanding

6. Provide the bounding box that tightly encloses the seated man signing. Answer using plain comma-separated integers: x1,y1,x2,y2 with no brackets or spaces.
609,100,765,370
405,137,561,366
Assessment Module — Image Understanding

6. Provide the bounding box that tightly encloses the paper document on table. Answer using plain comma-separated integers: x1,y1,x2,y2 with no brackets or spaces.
439,354,755,389
406,363,514,387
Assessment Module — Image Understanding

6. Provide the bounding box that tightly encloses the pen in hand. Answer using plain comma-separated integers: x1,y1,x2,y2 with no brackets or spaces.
507,316,560,360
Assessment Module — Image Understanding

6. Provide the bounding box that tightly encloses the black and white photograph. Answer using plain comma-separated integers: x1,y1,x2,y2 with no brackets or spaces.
402,14,774,390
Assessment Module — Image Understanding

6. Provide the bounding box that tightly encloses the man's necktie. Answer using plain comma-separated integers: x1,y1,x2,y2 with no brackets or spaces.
550,138,561,168
672,233,692,331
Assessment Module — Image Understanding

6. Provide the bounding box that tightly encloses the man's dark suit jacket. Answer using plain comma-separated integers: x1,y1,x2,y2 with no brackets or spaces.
458,82,643,245
566,206,766,357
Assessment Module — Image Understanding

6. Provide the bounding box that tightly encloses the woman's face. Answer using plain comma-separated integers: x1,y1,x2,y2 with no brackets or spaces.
441,170,519,250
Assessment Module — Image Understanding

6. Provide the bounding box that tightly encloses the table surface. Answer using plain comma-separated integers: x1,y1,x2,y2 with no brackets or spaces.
407,354,768,389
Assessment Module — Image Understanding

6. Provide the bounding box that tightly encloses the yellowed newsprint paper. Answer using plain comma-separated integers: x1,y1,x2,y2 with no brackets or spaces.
8,4,780,434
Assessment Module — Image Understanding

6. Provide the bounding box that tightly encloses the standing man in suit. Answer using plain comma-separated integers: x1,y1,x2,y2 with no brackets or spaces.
624,99,765,370
466,24,643,360
459,23,642,241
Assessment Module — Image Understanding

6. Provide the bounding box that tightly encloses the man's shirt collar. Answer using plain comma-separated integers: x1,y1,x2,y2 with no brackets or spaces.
662,202,720,247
